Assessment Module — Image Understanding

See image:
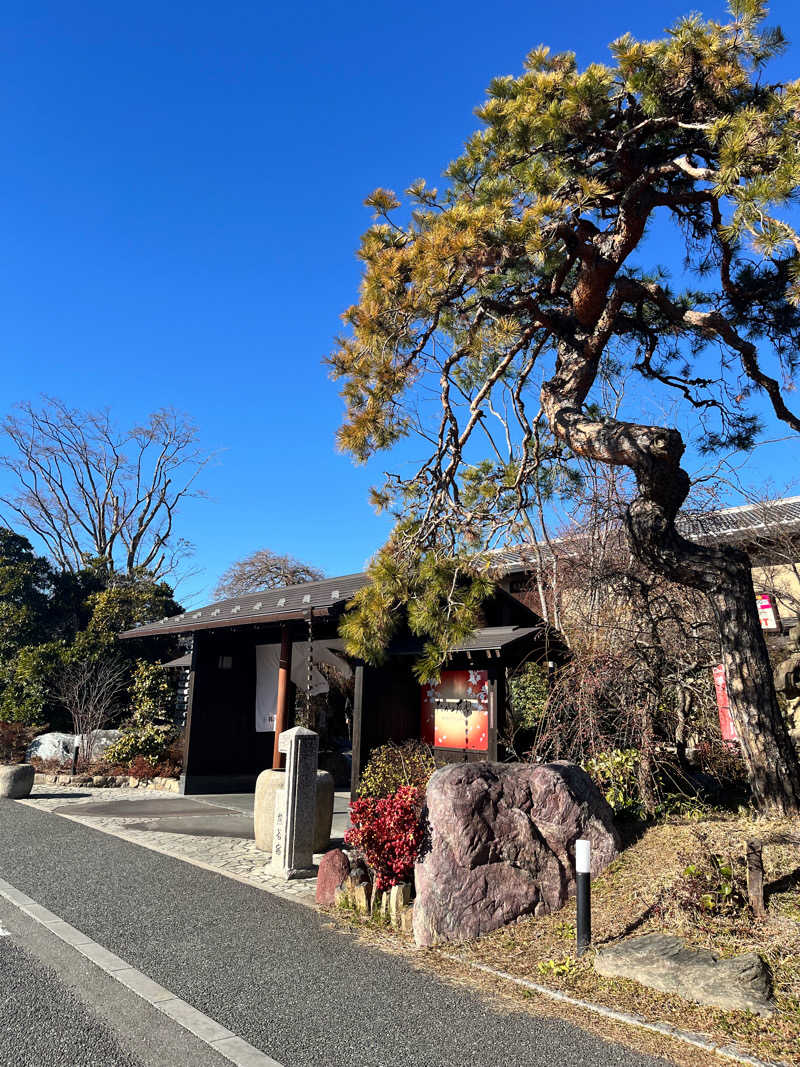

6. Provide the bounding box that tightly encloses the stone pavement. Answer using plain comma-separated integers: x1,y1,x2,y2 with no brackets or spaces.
17,785,352,907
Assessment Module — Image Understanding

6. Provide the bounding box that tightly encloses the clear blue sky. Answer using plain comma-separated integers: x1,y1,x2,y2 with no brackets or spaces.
2,1,799,604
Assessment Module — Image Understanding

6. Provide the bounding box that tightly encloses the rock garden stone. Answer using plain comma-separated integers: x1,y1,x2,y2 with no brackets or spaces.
0,763,35,799
400,906,414,936
594,933,775,1015
413,760,620,947
316,848,351,906
351,882,371,915
389,883,412,929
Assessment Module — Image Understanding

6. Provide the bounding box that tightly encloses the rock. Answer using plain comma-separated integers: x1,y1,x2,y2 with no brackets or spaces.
389,883,412,929
254,768,335,853
26,732,73,763
400,905,414,936
56,774,72,785
92,776,108,787
594,933,775,1015
0,763,35,799
351,882,371,915
334,887,348,909
316,849,351,906
413,761,620,947
26,729,122,763
128,777,140,788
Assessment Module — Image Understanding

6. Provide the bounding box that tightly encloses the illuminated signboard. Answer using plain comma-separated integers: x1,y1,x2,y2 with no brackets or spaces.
421,670,489,751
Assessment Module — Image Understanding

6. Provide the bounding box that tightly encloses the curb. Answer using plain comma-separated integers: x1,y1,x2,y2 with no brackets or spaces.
443,955,787,1067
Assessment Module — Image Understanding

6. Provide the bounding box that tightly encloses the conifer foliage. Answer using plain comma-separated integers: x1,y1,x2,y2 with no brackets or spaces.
331,2,800,812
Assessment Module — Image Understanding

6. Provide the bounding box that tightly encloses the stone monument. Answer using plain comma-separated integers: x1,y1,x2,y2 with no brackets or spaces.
270,727,319,879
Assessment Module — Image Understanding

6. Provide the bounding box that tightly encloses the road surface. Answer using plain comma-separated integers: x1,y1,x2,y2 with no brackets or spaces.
0,799,669,1067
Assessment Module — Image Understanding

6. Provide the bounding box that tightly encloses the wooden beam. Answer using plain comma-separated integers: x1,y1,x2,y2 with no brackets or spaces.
350,663,364,801
272,625,292,770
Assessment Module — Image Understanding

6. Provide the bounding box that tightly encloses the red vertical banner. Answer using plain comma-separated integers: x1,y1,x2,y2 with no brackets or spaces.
713,663,738,742
756,593,780,631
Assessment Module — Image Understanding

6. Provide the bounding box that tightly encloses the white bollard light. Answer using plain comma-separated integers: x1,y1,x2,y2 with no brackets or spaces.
575,838,591,956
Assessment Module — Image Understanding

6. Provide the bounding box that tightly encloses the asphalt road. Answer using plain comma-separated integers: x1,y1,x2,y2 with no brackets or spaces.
0,935,143,1067
0,799,669,1067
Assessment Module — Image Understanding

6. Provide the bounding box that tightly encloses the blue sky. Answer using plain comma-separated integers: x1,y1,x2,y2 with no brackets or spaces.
2,1,800,604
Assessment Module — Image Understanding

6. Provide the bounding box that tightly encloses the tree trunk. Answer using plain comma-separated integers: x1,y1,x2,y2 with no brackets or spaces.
541,339,800,814
626,500,800,815
708,567,800,814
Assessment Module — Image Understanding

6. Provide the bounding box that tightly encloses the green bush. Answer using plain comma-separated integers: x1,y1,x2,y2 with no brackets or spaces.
582,748,643,816
105,661,177,767
507,662,549,730
358,740,438,799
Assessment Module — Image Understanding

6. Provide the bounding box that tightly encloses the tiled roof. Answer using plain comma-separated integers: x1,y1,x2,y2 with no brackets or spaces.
121,572,368,639
490,496,800,574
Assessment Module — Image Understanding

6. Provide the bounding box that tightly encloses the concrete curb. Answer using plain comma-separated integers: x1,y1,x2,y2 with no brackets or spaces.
444,955,787,1067
0,876,284,1067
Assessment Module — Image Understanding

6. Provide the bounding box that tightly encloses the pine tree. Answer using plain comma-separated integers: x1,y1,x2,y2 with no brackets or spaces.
330,1,800,813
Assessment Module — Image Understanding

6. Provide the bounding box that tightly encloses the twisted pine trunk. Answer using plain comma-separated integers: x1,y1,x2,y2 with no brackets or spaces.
626,496,800,815
543,340,800,815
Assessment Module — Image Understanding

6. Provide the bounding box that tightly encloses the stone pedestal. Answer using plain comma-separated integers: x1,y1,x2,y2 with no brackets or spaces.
254,768,334,852
0,763,35,799
269,727,319,880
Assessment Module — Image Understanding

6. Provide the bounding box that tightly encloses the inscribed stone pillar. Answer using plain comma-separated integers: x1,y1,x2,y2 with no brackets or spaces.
270,726,319,879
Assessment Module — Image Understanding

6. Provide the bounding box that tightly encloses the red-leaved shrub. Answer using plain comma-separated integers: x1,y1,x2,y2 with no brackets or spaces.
0,722,38,764
345,785,424,891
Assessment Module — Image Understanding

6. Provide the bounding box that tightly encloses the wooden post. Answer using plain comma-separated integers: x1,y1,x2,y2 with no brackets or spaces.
350,663,364,801
487,665,499,762
272,625,292,770
747,839,765,917
179,636,199,794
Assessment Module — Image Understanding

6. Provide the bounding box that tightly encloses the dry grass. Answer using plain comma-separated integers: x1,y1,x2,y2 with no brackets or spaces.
328,812,800,1066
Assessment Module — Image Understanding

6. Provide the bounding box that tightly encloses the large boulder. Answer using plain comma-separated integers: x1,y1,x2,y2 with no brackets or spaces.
27,730,122,763
413,761,620,947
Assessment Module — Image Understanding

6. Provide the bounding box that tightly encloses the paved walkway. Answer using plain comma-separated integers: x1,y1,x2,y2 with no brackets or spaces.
18,784,351,906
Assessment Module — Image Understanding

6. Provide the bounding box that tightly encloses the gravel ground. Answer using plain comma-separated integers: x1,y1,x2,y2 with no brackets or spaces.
0,936,143,1067
0,800,669,1067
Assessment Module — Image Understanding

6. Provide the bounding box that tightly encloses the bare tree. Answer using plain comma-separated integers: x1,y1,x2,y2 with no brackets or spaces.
505,464,724,810
57,656,128,764
214,549,324,599
0,399,210,579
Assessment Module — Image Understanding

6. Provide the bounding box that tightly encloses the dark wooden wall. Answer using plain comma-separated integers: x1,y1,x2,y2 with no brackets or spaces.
182,630,272,791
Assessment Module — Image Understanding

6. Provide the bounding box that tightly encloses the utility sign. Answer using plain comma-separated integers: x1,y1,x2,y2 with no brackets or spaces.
756,593,781,632
712,664,738,742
